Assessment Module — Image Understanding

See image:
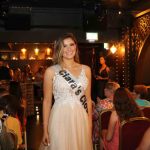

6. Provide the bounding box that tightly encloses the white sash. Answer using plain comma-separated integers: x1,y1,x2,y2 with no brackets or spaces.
59,69,88,113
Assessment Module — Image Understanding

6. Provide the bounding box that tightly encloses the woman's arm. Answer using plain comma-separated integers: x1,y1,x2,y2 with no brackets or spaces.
103,111,118,142
43,67,54,145
85,65,92,137
136,127,150,150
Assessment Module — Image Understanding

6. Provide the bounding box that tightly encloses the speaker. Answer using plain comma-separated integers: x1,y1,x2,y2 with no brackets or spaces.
5,14,31,30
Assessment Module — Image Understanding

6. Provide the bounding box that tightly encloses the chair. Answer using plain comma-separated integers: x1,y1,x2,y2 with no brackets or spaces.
98,109,112,150
93,109,112,150
119,117,150,150
142,107,150,119
9,131,18,150
99,109,112,131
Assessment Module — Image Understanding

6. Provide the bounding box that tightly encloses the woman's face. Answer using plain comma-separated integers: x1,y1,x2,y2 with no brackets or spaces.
99,57,105,65
62,38,76,60
104,88,113,98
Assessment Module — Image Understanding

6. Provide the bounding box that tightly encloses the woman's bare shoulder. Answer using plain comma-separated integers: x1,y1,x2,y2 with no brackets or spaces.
82,64,91,71
44,65,56,78
45,66,54,73
106,66,110,72
111,110,118,121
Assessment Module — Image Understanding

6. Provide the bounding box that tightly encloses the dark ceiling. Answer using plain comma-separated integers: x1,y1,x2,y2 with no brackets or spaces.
0,0,150,9
0,0,149,38
0,0,149,22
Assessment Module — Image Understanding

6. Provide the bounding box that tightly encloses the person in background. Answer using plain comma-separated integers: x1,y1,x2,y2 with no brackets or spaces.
0,64,12,80
34,66,45,100
35,66,45,82
3,62,14,81
96,56,110,99
101,88,143,150
132,85,150,108
92,82,120,143
22,64,34,82
9,81,27,129
0,94,22,148
96,82,120,111
13,68,22,82
0,61,12,91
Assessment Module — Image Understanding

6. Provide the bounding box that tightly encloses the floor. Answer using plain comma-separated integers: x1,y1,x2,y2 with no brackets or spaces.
26,102,43,150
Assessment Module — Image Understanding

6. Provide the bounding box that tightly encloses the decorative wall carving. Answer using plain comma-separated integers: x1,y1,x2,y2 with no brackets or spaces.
134,13,150,58
122,12,150,88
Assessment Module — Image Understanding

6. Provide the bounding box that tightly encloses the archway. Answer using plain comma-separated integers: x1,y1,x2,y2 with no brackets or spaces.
136,35,150,85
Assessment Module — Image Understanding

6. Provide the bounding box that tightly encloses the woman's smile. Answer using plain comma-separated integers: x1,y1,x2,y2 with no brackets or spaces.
63,38,76,59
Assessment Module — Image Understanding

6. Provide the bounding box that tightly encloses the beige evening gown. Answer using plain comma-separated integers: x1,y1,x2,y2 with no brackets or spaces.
42,65,93,150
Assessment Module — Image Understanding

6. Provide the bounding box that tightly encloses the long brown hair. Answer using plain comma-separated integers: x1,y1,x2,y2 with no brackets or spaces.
133,85,148,99
53,33,80,65
114,88,143,122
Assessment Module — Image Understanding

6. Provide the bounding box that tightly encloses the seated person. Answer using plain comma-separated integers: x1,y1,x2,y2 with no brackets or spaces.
136,127,150,150
92,82,120,143
133,85,150,108
96,82,120,111
101,88,143,150
0,94,22,148
9,81,27,129
35,66,44,82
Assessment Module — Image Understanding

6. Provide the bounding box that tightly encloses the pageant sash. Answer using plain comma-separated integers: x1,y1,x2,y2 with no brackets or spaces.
59,69,88,113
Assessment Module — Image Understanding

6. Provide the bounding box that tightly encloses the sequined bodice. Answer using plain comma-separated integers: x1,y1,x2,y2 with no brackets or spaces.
52,65,88,103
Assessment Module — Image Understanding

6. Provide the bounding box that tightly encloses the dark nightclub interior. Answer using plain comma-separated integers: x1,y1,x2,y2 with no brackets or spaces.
0,0,150,150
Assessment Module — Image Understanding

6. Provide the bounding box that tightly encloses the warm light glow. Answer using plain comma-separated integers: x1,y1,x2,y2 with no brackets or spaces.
104,43,109,50
34,47,39,55
110,45,117,54
46,48,51,55
32,77,35,80
46,56,53,60
21,48,27,55
12,56,18,60
118,11,122,15
36,115,40,124
121,45,125,55
1,55,8,60
35,106,39,112
29,56,36,60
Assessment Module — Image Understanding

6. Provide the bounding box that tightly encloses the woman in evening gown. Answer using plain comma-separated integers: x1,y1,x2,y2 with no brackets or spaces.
96,56,110,99
41,33,93,150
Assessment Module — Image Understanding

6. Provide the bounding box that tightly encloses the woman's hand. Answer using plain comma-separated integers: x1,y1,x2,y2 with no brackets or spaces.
96,97,102,104
96,75,103,80
42,132,50,146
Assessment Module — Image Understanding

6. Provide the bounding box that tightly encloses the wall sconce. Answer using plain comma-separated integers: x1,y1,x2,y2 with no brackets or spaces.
20,48,27,59
110,45,117,54
21,48,27,55
34,47,39,56
46,48,51,55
